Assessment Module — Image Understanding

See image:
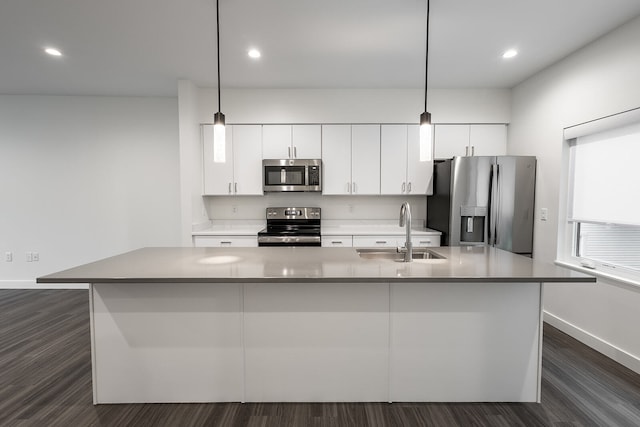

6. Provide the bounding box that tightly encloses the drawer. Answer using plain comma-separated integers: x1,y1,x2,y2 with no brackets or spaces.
321,236,353,247
193,235,258,247
352,236,399,248
412,236,440,247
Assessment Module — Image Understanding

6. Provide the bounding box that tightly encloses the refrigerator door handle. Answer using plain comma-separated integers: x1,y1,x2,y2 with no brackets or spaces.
488,164,497,245
494,164,501,246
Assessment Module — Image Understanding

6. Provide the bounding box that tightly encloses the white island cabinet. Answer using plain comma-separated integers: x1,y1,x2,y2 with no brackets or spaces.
37,247,594,404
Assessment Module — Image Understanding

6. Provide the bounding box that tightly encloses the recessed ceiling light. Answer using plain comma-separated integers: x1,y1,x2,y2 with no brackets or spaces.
248,48,261,59
502,49,518,59
44,47,62,57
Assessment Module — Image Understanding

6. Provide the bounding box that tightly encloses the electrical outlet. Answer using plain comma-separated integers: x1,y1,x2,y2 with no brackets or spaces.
540,208,548,221
32,252,39,262
4,252,12,262
232,205,237,214
26,252,33,262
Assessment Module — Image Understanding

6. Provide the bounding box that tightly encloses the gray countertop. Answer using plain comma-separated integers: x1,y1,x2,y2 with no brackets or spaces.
37,246,595,284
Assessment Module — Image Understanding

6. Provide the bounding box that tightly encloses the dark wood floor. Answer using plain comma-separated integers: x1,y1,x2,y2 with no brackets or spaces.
2,289,640,427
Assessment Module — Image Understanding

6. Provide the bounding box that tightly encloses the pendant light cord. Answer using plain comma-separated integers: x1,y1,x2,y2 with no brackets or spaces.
216,0,222,114
424,0,430,113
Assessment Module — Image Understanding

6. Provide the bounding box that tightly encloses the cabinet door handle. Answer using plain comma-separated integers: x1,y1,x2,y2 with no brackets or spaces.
419,240,431,244
288,146,291,158
353,182,357,193
408,182,412,193
402,182,406,193
234,182,238,193
471,145,475,156
375,240,387,244
331,241,343,244
228,183,232,194
220,241,232,245
294,146,297,158
465,146,469,156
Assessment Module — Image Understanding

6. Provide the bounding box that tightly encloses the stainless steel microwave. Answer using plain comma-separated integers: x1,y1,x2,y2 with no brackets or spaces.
263,159,322,192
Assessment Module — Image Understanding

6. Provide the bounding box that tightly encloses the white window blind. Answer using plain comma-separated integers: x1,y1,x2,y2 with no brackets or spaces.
570,121,640,226
577,223,640,272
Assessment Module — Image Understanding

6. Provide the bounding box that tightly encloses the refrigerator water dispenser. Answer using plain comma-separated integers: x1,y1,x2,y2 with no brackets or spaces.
459,206,487,244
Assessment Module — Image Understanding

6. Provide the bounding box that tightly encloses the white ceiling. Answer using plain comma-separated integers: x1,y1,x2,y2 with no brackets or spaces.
2,0,640,96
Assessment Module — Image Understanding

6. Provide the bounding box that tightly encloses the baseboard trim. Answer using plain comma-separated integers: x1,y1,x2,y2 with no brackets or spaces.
0,280,88,290
544,311,640,375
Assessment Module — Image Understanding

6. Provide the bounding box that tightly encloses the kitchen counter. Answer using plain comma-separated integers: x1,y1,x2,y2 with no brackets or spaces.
191,220,441,237
38,246,589,284
38,247,594,405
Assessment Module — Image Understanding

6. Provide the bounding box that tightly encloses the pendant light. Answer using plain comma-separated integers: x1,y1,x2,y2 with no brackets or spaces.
419,0,433,161
213,0,226,163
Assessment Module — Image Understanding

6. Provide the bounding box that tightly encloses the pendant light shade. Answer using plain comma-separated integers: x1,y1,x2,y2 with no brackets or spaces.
213,0,226,163
419,0,433,162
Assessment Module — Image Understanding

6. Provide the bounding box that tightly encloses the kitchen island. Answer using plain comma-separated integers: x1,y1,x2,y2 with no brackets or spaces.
38,246,594,404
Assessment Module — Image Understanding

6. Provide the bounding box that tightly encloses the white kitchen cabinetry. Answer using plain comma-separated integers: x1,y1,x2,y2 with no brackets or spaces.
381,125,432,195
322,125,352,195
262,124,321,159
203,124,262,195
352,236,398,248
469,124,507,156
321,236,353,247
322,124,380,195
351,125,381,195
193,235,258,247
434,124,507,158
353,235,440,248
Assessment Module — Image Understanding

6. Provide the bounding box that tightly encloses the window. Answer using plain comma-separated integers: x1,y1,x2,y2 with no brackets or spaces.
559,108,640,286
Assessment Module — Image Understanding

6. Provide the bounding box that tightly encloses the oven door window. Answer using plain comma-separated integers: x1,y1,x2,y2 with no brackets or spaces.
265,166,305,185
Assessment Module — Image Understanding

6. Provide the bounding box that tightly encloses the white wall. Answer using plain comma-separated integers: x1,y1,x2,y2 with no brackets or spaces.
509,15,640,372
182,87,510,224
0,95,181,288
196,88,511,124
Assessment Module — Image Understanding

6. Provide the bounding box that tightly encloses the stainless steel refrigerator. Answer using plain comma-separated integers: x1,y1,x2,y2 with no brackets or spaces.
427,156,536,256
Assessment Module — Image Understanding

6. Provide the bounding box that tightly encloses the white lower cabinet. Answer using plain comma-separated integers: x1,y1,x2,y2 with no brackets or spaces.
412,236,440,247
352,236,398,248
352,235,440,248
193,235,258,247
243,282,390,402
321,236,353,247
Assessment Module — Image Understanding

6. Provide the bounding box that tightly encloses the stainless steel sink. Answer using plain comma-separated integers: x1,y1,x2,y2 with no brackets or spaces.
356,248,445,262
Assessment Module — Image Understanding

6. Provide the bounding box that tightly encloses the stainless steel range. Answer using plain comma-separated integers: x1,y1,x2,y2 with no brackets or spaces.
257,207,321,247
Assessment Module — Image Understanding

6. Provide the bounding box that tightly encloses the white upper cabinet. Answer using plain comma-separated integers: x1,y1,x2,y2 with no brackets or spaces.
434,124,507,158
381,125,432,195
203,124,263,196
262,124,321,159
406,125,432,195
380,125,408,194
469,124,507,156
322,125,352,195
292,125,322,158
262,125,292,159
232,125,263,195
203,124,234,195
434,125,470,159
322,124,380,195
351,125,380,195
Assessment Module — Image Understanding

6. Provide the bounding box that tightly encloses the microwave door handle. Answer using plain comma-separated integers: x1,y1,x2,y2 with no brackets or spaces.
280,167,286,184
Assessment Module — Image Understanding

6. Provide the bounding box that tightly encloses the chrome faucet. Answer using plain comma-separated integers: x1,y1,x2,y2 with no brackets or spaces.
399,202,413,262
